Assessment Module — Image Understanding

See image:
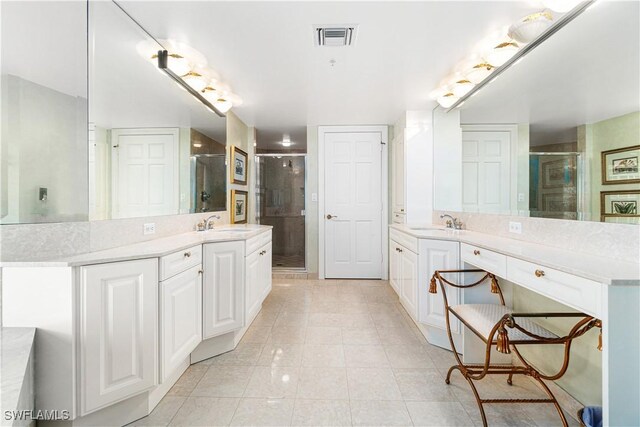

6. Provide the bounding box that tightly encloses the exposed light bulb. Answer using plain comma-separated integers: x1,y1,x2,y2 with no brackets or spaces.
452,79,474,98
486,41,519,67
437,92,459,108
167,53,192,76
282,141,292,147
182,71,207,92
214,97,233,113
202,85,220,103
466,62,495,84
508,10,553,44
193,143,202,148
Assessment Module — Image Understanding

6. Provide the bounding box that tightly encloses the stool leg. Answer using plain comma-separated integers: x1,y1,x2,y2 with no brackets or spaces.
465,376,488,427
532,375,569,427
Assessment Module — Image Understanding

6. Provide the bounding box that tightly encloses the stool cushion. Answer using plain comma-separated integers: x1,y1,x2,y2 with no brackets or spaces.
450,304,558,343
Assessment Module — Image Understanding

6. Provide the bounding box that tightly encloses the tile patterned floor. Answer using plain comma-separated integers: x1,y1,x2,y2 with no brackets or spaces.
131,279,579,426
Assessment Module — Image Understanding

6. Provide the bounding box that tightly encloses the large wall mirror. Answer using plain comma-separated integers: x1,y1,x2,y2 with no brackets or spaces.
433,1,639,223
0,1,228,225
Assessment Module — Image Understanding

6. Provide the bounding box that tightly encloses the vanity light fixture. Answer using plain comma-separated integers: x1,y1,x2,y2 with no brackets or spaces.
485,40,520,67
466,62,495,84
451,79,475,98
430,0,595,111
138,38,241,117
508,11,554,44
437,92,459,109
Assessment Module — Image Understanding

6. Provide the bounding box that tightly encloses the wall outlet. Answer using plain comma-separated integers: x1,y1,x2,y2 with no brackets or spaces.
311,193,318,202
143,223,156,235
518,193,525,202
508,221,522,234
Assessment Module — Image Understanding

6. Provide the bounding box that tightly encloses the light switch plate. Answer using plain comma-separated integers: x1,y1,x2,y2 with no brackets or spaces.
508,221,522,234
143,223,156,235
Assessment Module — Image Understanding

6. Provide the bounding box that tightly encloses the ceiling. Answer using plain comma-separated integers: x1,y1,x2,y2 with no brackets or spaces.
459,1,640,146
118,0,538,133
256,127,307,151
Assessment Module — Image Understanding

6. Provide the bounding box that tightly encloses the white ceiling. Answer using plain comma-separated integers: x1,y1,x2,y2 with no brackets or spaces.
459,1,640,146
118,0,538,132
256,126,307,151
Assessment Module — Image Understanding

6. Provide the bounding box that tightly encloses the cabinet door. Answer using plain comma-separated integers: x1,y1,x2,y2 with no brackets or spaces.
203,241,244,339
160,265,202,382
245,249,262,324
389,240,401,296
393,130,405,214
79,258,158,415
260,242,272,300
400,247,418,319
419,240,461,333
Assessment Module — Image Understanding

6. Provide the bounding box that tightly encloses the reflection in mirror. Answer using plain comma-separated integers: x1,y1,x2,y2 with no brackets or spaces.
0,1,88,224
433,1,639,223
89,1,227,220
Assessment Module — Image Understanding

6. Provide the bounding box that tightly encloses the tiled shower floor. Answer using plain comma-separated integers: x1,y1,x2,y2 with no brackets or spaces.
130,279,579,426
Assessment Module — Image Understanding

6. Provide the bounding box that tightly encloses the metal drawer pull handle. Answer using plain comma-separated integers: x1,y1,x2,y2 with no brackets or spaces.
473,250,480,256
184,251,192,258
398,248,403,253
535,269,545,278
198,270,203,275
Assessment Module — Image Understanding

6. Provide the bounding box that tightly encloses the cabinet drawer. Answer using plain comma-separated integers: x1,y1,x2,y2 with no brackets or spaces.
507,258,602,317
460,243,507,277
390,228,418,253
160,245,202,281
392,212,406,224
246,230,272,256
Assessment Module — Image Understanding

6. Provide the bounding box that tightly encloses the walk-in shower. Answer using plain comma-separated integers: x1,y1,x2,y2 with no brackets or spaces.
256,154,306,270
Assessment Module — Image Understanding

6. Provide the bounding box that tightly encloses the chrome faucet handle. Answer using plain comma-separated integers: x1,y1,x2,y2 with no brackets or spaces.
196,221,206,232
445,220,453,228
454,220,464,230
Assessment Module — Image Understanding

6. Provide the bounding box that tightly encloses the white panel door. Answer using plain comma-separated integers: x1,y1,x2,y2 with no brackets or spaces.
400,247,419,320
203,241,244,339
419,240,461,333
112,128,179,219
461,131,510,213
324,131,383,278
160,265,202,382
79,258,158,415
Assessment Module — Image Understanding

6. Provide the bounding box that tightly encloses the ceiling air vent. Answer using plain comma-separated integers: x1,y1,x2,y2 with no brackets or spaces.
314,26,357,47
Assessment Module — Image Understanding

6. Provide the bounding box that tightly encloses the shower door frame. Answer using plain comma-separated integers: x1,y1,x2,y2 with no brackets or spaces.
255,153,308,272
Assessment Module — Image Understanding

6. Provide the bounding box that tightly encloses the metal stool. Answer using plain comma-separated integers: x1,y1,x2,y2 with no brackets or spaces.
429,269,601,427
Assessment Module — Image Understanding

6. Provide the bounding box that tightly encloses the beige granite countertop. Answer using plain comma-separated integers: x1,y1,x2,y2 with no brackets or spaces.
390,224,640,286
0,224,272,268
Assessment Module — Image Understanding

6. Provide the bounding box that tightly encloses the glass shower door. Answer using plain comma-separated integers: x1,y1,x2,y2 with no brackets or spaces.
256,155,306,269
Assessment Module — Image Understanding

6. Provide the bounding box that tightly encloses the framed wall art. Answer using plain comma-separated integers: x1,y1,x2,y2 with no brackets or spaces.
231,146,248,185
542,156,576,189
231,189,248,224
600,190,640,223
601,145,640,185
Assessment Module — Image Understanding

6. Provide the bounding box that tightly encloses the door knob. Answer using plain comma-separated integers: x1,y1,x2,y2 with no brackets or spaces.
326,214,337,220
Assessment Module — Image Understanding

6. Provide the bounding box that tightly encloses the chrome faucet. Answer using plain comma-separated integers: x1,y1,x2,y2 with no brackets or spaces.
440,214,463,230
197,214,221,231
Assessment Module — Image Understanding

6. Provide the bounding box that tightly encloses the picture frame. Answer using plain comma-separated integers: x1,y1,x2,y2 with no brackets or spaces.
231,189,248,224
231,146,248,185
542,157,576,189
601,145,640,185
600,190,640,223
